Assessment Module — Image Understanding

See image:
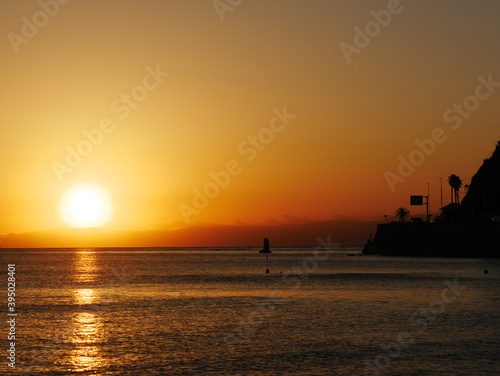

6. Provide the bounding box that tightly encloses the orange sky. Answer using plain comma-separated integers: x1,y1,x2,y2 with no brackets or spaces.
1,1,499,245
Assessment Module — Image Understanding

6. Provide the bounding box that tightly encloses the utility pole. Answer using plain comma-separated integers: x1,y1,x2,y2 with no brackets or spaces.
439,177,443,211
426,182,430,222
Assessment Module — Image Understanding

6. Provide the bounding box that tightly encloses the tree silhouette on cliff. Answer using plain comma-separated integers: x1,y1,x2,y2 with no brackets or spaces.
395,207,410,222
448,174,463,203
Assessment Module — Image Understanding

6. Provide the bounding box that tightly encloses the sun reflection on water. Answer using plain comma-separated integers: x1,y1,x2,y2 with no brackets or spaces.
74,288,95,304
69,311,104,372
73,250,99,283
69,250,106,372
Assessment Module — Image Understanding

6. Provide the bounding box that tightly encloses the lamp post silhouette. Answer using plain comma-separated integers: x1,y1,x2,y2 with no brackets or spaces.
439,177,443,211
426,182,430,222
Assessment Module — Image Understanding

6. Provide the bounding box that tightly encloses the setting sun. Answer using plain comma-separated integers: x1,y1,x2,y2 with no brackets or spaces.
59,184,113,228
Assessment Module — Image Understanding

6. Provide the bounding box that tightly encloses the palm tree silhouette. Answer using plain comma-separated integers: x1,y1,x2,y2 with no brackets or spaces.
395,207,410,223
448,174,463,203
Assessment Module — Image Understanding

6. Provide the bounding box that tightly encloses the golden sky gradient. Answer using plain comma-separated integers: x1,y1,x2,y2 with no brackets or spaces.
1,0,499,245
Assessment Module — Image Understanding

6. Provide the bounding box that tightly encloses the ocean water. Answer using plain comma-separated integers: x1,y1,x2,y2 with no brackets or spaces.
1,247,499,375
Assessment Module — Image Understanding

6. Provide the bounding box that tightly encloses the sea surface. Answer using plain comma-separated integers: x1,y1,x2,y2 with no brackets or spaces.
1,247,499,375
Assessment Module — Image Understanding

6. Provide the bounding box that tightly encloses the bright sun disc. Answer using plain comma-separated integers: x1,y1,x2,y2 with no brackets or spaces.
60,183,113,228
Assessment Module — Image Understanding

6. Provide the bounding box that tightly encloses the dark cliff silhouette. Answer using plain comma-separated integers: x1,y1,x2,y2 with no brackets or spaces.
363,141,500,257
461,141,500,222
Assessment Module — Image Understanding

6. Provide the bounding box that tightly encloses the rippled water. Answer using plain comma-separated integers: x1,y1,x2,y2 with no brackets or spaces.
1,248,499,375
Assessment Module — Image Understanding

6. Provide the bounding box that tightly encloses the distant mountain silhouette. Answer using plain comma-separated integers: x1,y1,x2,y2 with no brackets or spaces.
0,219,378,248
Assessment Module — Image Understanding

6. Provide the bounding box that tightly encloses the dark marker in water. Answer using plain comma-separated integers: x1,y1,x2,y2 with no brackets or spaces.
259,238,272,274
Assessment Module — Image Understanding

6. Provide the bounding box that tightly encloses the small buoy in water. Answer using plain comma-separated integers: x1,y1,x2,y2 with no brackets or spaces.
266,268,269,274
484,269,488,274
